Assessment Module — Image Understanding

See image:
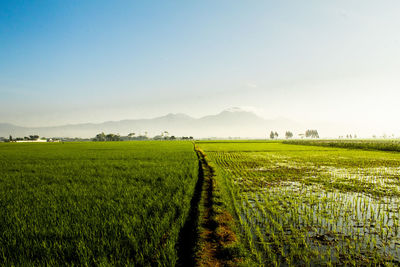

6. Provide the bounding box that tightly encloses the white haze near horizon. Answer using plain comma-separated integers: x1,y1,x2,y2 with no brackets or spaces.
0,1,399,138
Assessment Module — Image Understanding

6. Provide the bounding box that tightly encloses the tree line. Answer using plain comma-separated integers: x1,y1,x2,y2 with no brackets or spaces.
269,129,319,139
2,135,59,142
92,132,193,141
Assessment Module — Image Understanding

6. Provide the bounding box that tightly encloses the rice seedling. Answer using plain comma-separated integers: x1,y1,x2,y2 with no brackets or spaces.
284,139,400,153
197,141,400,265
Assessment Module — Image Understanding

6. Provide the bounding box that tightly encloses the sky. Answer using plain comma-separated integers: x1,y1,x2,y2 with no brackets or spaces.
1,1,400,136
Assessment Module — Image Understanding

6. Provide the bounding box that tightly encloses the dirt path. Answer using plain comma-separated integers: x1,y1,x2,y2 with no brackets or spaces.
194,146,239,267
177,145,239,266
176,146,204,266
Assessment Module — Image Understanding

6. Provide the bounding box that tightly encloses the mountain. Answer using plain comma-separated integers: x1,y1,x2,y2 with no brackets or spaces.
0,109,300,139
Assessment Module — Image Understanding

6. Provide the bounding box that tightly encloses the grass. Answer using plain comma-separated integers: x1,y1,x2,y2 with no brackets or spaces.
0,141,198,266
196,141,400,266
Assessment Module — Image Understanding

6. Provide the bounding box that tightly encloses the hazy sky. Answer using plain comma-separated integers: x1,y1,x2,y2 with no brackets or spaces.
1,1,399,135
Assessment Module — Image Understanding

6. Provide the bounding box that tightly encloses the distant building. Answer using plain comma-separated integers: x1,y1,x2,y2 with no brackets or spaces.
15,139,47,143
47,139,61,142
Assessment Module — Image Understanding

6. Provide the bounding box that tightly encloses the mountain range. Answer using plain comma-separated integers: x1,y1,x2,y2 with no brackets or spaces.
0,108,303,139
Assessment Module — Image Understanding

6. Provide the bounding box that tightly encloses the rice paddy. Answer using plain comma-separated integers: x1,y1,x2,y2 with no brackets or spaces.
2,140,400,265
0,141,198,266
285,139,400,152
197,141,400,266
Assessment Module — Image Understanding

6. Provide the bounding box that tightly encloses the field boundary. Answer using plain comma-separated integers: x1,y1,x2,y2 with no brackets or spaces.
194,146,240,266
176,145,205,266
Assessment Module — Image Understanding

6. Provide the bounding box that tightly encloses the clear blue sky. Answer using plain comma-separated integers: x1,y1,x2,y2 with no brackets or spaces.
1,1,399,135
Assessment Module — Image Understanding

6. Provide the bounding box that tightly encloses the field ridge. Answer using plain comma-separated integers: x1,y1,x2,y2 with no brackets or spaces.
176,144,204,266
195,146,240,266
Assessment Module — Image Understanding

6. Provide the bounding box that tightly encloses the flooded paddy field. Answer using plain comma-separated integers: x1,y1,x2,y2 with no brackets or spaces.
197,141,400,266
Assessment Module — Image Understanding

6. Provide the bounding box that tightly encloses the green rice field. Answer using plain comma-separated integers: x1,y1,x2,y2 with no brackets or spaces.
197,141,400,266
2,140,400,266
0,141,198,266
284,139,400,152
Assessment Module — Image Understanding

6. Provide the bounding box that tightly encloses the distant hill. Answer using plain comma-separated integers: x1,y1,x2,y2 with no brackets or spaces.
0,108,302,139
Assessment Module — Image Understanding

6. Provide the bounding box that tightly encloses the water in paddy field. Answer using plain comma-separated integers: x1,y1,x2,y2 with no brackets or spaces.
200,142,400,265
245,184,400,262
232,159,400,264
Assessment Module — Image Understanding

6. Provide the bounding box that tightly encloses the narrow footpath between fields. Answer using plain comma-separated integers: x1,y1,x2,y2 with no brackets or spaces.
193,146,239,266
177,144,241,266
